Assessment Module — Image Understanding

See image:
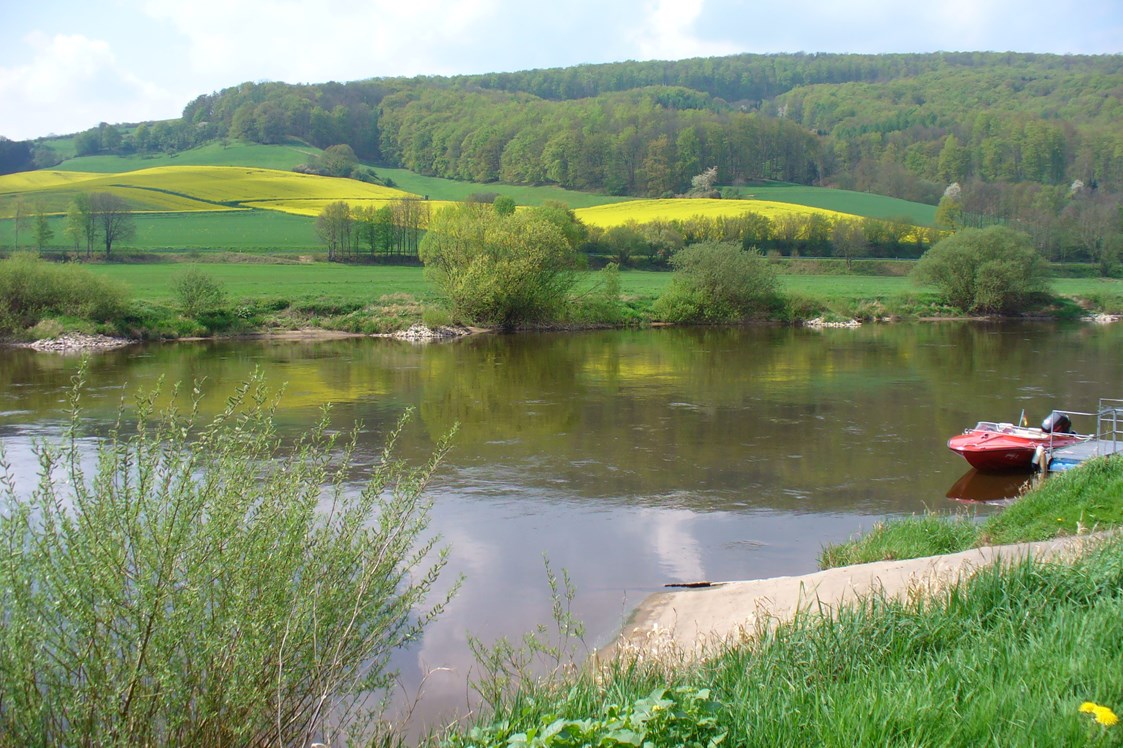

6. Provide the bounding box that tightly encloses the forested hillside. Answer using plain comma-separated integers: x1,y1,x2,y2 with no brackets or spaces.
8,52,1123,266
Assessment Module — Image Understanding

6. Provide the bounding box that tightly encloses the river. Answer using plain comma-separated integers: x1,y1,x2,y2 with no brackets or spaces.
2,320,1119,734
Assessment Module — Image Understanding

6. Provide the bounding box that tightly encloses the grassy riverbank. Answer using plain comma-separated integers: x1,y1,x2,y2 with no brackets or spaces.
3,252,1123,340
821,457,1123,568
435,459,1123,747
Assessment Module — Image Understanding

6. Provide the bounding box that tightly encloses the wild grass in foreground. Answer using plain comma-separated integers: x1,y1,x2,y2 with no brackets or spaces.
0,368,455,746
439,535,1123,747
820,457,1123,568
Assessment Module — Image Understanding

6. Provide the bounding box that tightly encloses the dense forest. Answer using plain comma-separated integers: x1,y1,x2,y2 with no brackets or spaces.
8,52,1123,265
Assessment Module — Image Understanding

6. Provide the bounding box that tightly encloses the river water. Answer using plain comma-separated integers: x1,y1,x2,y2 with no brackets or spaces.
2,321,1120,733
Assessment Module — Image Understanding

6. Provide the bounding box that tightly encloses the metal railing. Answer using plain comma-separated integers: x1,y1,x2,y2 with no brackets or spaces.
1096,399,1123,457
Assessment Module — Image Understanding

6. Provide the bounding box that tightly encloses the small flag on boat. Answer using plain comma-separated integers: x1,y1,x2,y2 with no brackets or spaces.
1020,409,1028,427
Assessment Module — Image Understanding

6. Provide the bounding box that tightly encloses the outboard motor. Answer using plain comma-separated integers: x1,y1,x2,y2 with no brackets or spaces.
1041,411,1072,434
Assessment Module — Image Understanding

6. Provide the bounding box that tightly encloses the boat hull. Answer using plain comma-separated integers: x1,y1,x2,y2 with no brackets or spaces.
947,423,1082,472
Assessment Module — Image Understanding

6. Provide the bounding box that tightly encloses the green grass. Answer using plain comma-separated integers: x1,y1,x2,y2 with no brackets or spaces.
820,457,1123,568
722,182,938,225
86,263,436,305
0,210,319,253
54,140,320,173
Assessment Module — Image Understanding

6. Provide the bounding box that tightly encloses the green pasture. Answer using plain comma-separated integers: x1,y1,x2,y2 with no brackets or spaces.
85,263,436,305
79,264,1123,310
723,182,937,226
0,210,319,253
374,167,633,208
54,141,319,174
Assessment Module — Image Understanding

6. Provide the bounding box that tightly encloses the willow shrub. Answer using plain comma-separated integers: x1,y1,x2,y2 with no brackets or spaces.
0,369,455,746
653,242,781,323
0,251,128,334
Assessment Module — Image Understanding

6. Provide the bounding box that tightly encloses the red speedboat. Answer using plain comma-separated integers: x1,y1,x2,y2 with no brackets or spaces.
947,413,1085,472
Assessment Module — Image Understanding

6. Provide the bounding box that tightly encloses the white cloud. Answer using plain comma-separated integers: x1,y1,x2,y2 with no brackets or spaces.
139,0,501,85
629,0,742,60
0,31,179,139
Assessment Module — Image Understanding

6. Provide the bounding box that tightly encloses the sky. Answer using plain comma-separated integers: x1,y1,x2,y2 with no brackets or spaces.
2,0,1122,142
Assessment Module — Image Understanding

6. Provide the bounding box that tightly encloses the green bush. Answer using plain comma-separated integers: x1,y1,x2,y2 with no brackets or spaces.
653,242,780,323
0,370,455,745
912,226,1048,313
0,251,128,333
420,204,580,328
172,266,227,318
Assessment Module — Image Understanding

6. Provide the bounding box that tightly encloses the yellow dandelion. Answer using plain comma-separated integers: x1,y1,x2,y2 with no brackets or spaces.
1080,701,1118,727
1094,706,1119,727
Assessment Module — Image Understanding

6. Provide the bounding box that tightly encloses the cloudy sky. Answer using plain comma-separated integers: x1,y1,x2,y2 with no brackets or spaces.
2,0,1122,141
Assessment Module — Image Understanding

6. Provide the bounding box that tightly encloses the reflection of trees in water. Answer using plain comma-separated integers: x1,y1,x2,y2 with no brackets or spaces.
4,322,1123,514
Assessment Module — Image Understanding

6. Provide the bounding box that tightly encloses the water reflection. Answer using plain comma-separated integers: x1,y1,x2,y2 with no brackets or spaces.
2,320,1122,733
945,468,1038,503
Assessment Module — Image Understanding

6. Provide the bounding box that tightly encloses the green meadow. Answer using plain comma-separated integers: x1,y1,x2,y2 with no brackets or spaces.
722,182,938,225
53,140,319,173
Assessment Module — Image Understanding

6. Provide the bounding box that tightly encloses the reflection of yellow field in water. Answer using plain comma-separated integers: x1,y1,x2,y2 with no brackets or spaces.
98,357,393,416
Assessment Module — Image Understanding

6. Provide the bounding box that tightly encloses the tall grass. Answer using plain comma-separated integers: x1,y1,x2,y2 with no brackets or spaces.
0,369,456,745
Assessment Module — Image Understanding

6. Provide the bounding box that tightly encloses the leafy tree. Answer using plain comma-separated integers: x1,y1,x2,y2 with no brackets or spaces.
321,143,358,177
934,183,965,230
831,219,868,270
88,192,135,258
654,242,780,323
419,203,578,328
1062,191,1122,276
33,204,53,251
316,201,353,261
66,194,98,259
12,198,27,248
912,226,1048,313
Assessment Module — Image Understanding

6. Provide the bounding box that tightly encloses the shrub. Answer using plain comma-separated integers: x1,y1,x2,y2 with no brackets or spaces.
912,226,1048,313
0,370,455,745
420,204,579,328
0,251,128,333
653,242,780,323
172,266,227,318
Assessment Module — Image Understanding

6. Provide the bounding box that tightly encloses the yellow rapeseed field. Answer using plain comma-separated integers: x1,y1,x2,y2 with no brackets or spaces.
573,198,855,228
0,170,101,193
0,165,420,218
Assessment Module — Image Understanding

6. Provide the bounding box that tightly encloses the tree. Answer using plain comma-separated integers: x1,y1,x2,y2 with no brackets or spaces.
831,220,868,270
653,242,780,322
88,192,135,258
316,201,353,261
321,144,358,177
12,198,28,248
66,194,98,259
935,182,965,230
33,204,53,251
419,203,578,328
1062,191,1122,276
912,226,1048,313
